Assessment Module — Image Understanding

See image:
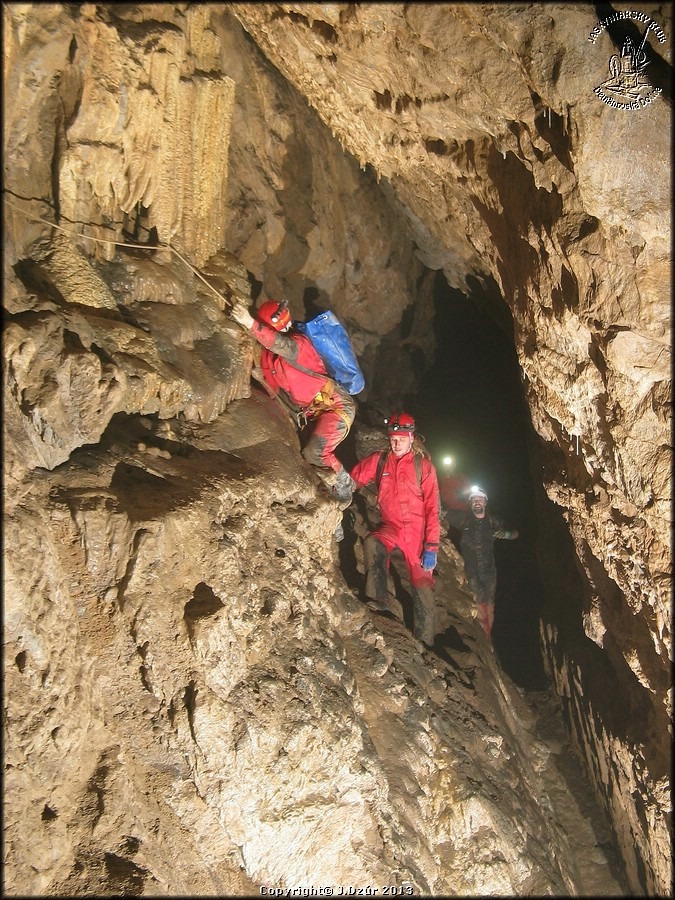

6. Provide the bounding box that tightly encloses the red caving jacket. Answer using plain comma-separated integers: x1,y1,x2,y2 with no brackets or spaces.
350,449,441,561
251,319,330,407
439,474,471,511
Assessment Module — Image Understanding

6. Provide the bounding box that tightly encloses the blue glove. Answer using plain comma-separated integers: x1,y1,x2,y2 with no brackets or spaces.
421,550,437,571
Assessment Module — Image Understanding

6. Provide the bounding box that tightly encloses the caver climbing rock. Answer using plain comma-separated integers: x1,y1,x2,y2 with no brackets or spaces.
445,487,519,640
348,412,441,647
230,298,355,504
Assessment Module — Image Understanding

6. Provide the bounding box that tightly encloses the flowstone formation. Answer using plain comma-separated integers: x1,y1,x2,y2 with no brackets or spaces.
3,2,671,895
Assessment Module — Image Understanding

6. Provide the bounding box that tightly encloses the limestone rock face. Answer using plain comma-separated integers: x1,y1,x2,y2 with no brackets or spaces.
3,398,624,896
2,2,670,896
4,2,233,269
228,5,672,894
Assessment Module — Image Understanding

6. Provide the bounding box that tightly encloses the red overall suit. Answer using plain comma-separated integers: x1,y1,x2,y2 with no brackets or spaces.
350,449,440,645
439,474,471,511
250,318,355,474
439,472,471,548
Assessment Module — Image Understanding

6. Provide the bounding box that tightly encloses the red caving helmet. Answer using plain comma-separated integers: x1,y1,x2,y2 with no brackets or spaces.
255,299,292,332
385,412,416,433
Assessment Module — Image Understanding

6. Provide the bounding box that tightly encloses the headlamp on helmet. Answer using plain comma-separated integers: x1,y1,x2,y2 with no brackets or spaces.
256,299,292,332
469,486,488,502
385,412,416,433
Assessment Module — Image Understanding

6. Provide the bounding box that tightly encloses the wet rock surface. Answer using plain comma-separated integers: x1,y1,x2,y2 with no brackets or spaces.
3,2,669,895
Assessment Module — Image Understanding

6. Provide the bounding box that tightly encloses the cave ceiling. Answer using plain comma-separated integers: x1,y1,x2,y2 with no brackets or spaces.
2,3,672,897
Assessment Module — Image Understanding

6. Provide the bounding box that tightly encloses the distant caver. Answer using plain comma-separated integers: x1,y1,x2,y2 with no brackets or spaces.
445,487,519,640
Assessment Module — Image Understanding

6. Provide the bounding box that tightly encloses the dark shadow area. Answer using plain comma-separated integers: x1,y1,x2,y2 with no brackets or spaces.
302,284,329,319
416,272,548,690
434,625,472,655
337,507,364,595
432,629,479,683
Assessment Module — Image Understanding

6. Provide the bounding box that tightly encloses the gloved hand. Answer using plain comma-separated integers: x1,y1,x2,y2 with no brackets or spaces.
332,470,354,505
421,550,437,571
493,529,519,540
230,301,254,331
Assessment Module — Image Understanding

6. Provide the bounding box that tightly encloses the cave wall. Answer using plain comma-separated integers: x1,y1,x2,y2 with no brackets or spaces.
227,4,672,894
2,2,671,895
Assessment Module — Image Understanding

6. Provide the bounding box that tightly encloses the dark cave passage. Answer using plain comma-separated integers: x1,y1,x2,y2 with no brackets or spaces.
415,273,549,690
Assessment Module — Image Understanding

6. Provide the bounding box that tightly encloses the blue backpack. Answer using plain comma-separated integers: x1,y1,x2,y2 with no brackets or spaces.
296,310,365,395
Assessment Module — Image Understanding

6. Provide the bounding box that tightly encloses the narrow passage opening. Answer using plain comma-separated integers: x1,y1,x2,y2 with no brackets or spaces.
416,273,548,689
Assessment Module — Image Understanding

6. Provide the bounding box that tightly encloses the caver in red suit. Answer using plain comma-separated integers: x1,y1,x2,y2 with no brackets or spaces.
349,413,440,646
439,473,471,511
437,458,471,548
231,298,355,503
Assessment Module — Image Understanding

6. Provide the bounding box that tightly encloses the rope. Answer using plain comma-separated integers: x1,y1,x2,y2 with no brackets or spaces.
3,193,244,309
